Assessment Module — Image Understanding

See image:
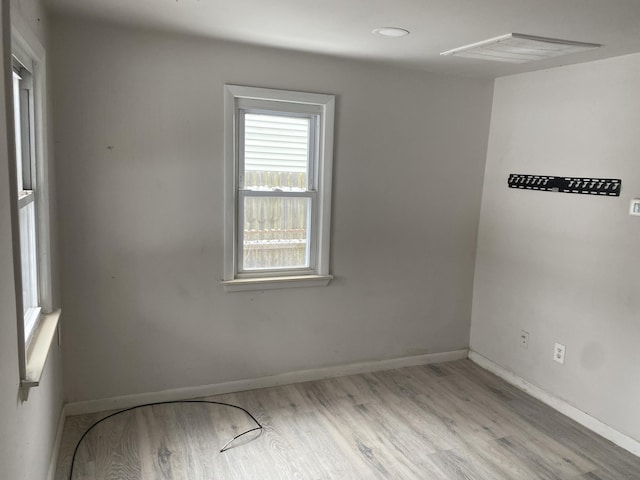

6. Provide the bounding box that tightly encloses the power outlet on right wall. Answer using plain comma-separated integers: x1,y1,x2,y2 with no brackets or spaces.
554,343,566,364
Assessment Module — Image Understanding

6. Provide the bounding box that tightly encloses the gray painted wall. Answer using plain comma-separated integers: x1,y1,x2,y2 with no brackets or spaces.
51,16,494,403
471,53,640,442
0,1,63,479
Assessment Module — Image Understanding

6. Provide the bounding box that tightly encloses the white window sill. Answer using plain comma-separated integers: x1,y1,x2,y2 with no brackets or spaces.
222,275,333,292
21,309,61,389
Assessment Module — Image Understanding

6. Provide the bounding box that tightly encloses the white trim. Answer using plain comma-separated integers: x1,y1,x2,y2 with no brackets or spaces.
22,309,61,387
11,18,56,391
317,95,334,273
12,17,51,313
468,350,640,457
222,274,332,292
223,85,237,281
66,349,468,416
226,85,335,106
46,404,66,480
223,85,334,290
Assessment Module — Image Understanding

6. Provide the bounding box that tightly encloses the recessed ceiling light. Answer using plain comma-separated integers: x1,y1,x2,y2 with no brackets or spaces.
372,27,410,38
440,33,601,63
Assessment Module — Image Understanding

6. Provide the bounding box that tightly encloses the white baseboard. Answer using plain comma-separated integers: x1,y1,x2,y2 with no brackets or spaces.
468,350,640,458
66,349,468,416
46,404,66,480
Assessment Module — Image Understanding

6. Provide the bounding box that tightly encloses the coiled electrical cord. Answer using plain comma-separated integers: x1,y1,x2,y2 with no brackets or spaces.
68,400,263,480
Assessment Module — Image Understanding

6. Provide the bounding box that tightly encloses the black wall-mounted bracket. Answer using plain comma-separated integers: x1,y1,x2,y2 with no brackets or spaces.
508,174,621,197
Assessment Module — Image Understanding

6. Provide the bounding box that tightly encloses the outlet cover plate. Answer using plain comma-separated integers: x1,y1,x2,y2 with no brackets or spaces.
554,343,566,364
519,330,530,349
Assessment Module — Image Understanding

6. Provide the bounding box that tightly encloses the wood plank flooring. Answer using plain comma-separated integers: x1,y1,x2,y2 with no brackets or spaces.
55,359,640,479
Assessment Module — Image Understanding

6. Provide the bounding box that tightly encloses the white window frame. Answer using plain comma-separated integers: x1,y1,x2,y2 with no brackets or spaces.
8,19,60,391
14,57,41,341
222,85,335,292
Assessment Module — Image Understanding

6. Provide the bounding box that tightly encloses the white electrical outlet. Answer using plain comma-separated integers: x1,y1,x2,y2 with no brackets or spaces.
519,330,529,349
554,343,566,364
630,199,640,216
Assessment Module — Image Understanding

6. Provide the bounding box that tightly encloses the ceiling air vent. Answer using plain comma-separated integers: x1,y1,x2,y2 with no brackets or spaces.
440,33,601,63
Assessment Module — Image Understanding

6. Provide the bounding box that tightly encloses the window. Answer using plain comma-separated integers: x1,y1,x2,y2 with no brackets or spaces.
13,60,40,342
9,26,60,390
223,85,335,291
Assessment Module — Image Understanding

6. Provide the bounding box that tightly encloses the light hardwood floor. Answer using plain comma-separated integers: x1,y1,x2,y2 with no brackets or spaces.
55,360,640,479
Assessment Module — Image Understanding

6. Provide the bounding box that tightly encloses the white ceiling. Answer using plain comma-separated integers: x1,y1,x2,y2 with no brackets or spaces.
45,0,640,78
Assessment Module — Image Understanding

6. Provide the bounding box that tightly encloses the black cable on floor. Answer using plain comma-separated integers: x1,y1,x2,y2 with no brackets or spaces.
68,400,263,480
